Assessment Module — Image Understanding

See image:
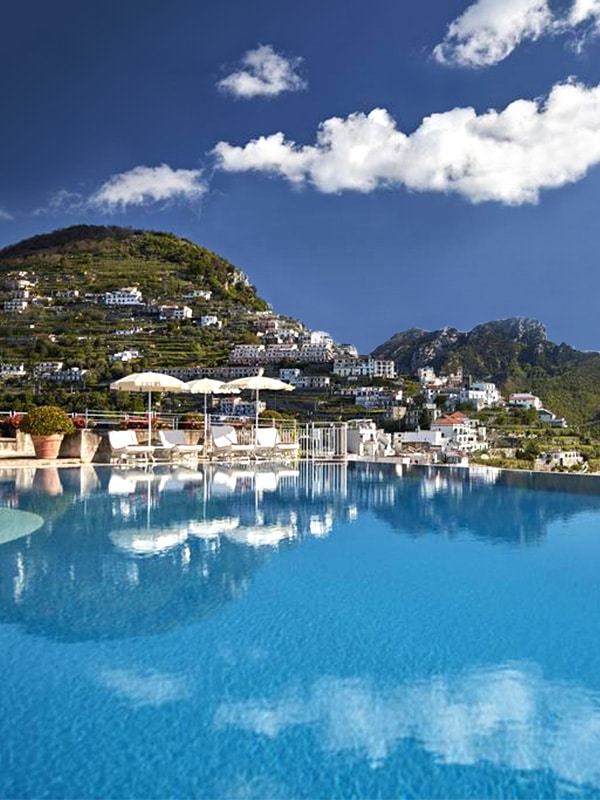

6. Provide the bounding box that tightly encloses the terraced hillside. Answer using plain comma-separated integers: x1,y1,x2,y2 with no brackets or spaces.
0,224,270,368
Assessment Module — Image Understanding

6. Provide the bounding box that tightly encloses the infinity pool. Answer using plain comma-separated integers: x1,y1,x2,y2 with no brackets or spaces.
1,462,600,798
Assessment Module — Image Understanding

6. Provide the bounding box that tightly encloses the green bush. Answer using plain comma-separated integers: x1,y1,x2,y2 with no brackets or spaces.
20,406,76,436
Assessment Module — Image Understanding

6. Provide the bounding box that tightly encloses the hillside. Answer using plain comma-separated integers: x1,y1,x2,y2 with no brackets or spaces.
0,224,267,310
372,318,600,424
0,225,274,381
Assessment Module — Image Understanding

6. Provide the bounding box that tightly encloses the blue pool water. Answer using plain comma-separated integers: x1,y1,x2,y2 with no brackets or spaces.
1,462,600,798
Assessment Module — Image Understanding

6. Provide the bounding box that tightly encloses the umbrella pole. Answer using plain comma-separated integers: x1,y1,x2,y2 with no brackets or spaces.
147,390,152,446
255,388,259,443
204,393,209,456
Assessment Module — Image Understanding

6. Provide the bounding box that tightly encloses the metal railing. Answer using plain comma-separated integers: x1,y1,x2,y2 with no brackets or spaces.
1,408,350,461
298,422,348,460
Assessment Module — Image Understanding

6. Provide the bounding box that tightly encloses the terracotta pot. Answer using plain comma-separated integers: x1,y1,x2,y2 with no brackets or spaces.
31,434,64,459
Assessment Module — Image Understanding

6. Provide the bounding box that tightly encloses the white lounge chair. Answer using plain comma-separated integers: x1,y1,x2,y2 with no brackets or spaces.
255,427,300,460
158,429,204,460
210,424,255,460
108,430,156,464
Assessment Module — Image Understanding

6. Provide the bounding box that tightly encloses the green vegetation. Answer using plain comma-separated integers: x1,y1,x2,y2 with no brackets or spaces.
0,225,271,409
373,318,600,424
19,405,75,436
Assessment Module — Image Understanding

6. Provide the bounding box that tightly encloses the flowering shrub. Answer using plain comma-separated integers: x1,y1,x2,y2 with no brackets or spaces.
120,415,152,430
71,415,95,429
0,414,24,437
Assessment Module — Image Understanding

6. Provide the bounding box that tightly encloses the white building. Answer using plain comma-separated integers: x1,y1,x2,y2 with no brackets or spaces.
537,450,583,469
183,289,212,301
199,315,222,328
45,367,88,383
538,408,568,428
394,430,446,450
301,330,333,347
102,287,143,306
296,345,333,363
230,344,265,364
3,299,28,313
509,393,543,410
0,363,26,378
280,368,301,382
292,375,332,389
33,361,64,377
159,305,192,321
55,289,80,300
263,344,299,362
459,381,502,410
110,350,141,363
418,366,443,386
217,397,266,417
431,412,487,453
355,387,403,409
333,357,396,379
337,343,359,358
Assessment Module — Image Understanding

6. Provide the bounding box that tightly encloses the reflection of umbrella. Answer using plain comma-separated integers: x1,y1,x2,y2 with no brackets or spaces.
188,517,240,539
110,372,189,443
224,522,297,548
186,378,239,450
222,369,294,437
0,508,44,545
110,526,188,555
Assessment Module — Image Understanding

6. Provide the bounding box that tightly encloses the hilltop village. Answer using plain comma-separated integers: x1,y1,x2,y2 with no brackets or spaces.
1,269,594,472
1,226,599,472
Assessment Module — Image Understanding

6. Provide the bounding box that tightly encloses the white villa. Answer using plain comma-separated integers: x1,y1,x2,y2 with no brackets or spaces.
102,287,143,306
430,412,487,453
458,381,502,410
509,392,543,409
199,315,221,328
159,305,192,321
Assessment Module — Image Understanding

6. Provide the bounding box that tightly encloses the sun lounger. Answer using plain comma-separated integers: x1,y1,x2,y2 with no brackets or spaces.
108,430,156,464
210,424,255,460
255,427,300,460
158,429,204,460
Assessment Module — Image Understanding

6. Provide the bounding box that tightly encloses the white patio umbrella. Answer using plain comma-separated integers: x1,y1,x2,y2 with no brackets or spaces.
110,371,189,444
185,378,240,449
222,368,295,438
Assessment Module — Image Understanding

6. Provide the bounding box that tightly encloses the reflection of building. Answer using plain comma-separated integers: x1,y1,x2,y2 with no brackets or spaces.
2,463,600,645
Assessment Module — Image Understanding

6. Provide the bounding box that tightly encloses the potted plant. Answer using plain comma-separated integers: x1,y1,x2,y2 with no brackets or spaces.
20,406,76,459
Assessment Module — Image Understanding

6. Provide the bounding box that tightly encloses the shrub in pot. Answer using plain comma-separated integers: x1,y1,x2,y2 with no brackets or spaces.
20,406,76,459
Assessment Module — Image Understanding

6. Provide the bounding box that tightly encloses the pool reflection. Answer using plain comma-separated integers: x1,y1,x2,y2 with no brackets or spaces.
214,662,600,789
1,462,600,642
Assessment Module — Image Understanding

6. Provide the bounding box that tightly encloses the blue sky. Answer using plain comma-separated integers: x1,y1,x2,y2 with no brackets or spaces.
2,0,600,353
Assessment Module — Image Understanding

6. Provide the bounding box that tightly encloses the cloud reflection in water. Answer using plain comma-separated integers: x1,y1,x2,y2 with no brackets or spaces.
215,663,600,786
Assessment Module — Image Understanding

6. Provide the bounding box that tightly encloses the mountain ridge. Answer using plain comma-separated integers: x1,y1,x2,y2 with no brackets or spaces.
372,317,600,423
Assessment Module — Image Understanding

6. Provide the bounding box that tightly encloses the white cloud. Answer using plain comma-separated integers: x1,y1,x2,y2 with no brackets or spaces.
89,164,206,211
434,0,600,66
215,663,600,785
217,44,306,99
39,189,84,215
433,0,554,67
568,0,600,26
213,79,600,205
0,208,14,221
